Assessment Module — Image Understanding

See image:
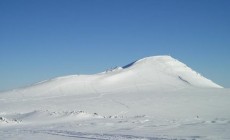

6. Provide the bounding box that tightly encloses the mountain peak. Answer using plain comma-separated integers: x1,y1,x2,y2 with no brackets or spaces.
121,55,222,88
123,55,180,69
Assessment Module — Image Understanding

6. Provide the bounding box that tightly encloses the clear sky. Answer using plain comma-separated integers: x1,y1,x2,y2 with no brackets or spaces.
0,0,230,91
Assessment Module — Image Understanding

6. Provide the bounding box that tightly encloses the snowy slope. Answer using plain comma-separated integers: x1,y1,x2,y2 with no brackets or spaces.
0,55,229,140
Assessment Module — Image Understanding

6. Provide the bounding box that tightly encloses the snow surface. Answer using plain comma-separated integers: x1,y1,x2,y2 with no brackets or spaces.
0,55,229,140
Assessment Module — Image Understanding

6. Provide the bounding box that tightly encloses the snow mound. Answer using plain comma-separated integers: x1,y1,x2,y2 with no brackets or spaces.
14,110,103,123
0,116,20,125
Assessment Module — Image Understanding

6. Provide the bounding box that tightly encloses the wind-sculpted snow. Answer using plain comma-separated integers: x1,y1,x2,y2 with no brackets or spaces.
0,56,229,140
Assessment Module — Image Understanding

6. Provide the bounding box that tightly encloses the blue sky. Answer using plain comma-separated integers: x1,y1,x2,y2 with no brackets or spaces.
0,0,230,91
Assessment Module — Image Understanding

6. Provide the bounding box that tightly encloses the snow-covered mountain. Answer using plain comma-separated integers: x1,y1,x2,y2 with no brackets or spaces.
0,55,229,140
3,55,221,96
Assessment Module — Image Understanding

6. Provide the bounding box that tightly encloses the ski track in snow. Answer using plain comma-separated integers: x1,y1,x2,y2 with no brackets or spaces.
0,129,206,140
26,129,167,140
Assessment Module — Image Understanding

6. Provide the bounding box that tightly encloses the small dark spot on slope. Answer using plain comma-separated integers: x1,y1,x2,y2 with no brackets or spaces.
178,76,191,85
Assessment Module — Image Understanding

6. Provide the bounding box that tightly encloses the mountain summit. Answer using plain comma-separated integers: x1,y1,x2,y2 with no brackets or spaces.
119,55,222,88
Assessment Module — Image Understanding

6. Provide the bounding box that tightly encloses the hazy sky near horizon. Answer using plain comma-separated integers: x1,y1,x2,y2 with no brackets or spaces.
0,0,230,91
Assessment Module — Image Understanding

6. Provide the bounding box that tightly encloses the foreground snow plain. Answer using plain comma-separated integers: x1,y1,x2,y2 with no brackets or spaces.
0,56,229,140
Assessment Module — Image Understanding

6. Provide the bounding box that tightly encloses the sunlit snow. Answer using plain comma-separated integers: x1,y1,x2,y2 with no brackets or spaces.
0,55,229,140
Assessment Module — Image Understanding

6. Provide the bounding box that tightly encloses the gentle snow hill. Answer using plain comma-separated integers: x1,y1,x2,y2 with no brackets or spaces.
1,55,222,97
